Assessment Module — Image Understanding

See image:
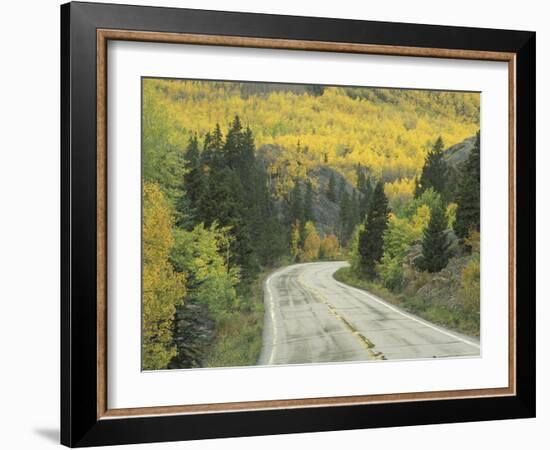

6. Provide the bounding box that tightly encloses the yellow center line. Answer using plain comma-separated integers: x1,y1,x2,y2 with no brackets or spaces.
297,274,385,360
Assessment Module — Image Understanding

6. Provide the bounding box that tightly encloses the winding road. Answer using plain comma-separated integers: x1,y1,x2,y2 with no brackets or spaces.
258,261,480,365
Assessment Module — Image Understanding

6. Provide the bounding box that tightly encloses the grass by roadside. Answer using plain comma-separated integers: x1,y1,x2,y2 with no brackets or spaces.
333,266,479,338
205,270,270,368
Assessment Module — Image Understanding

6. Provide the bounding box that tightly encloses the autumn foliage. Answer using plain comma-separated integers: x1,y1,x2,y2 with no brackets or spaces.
141,77,482,368
142,183,185,370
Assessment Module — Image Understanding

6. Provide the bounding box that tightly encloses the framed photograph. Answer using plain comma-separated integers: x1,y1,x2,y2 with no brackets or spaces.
61,1,535,447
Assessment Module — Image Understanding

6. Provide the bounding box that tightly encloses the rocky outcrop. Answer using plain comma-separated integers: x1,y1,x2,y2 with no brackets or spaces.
443,135,476,167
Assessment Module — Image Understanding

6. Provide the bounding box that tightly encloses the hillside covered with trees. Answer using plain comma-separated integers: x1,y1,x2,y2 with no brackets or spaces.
336,132,481,336
144,79,479,189
141,78,481,370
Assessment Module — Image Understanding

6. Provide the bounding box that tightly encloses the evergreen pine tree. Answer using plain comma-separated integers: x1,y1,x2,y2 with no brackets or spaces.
356,167,368,194
200,121,260,280
289,181,304,226
454,132,480,239
177,134,201,227
419,201,450,273
347,189,360,238
358,181,389,279
337,177,346,202
202,123,224,170
339,189,350,242
359,176,373,220
304,179,315,223
223,115,243,169
240,127,257,186
415,136,448,198
327,172,337,202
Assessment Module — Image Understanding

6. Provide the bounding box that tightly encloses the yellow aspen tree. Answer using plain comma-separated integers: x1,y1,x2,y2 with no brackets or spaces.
320,234,340,260
301,221,321,262
142,182,186,370
290,220,301,262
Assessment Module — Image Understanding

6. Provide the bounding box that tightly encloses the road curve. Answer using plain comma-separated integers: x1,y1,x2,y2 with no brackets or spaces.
258,261,480,366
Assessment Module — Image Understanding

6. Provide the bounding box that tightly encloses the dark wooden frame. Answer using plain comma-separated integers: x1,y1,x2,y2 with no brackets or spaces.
61,1,536,447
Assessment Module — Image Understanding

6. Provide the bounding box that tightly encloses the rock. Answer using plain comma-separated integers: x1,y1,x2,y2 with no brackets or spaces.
443,135,476,167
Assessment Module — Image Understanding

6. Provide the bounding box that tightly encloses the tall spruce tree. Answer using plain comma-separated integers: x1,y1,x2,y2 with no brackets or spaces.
223,115,244,169
454,132,480,239
240,127,256,179
201,123,224,170
415,136,448,198
347,189,361,240
358,181,389,279
359,176,373,220
327,172,337,202
304,179,315,223
356,167,368,193
289,181,304,226
178,115,336,280
420,201,450,273
198,120,262,280
337,177,346,202
339,189,350,242
177,134,201,227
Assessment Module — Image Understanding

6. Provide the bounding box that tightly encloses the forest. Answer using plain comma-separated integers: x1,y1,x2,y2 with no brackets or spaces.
335,133,481,337
142,78,481,370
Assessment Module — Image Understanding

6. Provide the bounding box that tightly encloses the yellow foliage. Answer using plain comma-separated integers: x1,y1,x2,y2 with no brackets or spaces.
459,256,480,333
320,234,341,260
411,204,431,233
385,177,415,211
301,221,321,262
142,79,479,184
446,202,458,229
290,220,301,262
464,229,481,253
142,183,186,370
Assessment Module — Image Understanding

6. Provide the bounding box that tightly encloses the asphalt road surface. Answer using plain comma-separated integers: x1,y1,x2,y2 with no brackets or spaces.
258,261,480,365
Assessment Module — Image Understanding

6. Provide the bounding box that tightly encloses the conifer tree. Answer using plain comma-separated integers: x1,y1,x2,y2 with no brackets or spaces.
358,180,389,279
419,201,450,273
415,136,448,199
337,177,346,202
357,168,367,191
304,179,315,223
339,189,350,242
176,134,201,227
202,123,224,170
289,181,304,225
348,189,361,238
454,132,480,239
240,126,256,179
199,121,261,279
327,172,337,202
224,115,243,169
183,134,200,191
212,122,223,148
359,176,373,220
